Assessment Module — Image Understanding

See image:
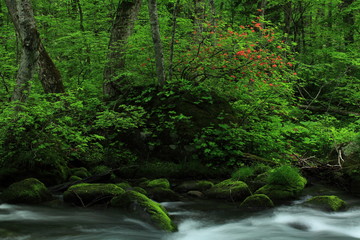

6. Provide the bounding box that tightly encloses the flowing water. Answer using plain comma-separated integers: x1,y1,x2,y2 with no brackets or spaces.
1,189,360,240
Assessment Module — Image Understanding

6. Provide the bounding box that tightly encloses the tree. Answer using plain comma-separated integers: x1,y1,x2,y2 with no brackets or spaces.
6,0,64,101
148,0,166,86
103,0,142,98
6,0,41,101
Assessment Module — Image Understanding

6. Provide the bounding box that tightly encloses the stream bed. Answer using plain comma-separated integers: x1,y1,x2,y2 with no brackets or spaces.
1,187,360,240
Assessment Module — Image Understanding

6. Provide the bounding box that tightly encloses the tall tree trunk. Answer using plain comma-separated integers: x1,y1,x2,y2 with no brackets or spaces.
6,0,40,101
38,43,65,93
148,0,166,86
168,0,180,82
6,0,64,100
103,0,142,98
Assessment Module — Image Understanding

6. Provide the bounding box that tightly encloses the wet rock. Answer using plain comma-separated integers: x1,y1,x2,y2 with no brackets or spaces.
63,183,125,206
176,180,213,192
240,194,274,209
304,195,347,211
187,190,204,198
111,190,177,232
205,179,251,202
1,178,52,204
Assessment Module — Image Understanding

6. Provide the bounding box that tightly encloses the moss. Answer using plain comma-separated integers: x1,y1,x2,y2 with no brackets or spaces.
133,187,147,195
147,178,170,189
148,187,180,202
69,175,82,182
70,167,90,179
205,179,251,202
111,191,177,232
255,183,304,201
116,182,132,190
240,194,274,209
176,180,214,192
304,195,347,211
1,178,52,204
63,183,125,206
255,166,307,202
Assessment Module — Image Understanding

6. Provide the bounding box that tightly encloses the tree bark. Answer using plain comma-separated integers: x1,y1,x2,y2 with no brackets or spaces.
6,0,64,100
148,0,166,86
6,0,41,102
103,0,142,98
38,43,65,93
168,0,180,82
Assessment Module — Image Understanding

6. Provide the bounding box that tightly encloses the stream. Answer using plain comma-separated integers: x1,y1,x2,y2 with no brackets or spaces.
1,187,360,240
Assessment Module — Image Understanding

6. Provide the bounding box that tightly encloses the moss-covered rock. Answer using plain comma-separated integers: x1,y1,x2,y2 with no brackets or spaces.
63,183,125,206
304,195,347,211
255,166,307,202
240,194,274,209
69,175,82,182
116,182,132,190
1,178,52,204
205,179,251,201
175,180,214,192
148,187,180,202
70,167,90,179
111,190,177,232
147,178,171,189
254,182,305,201
133,186,147,195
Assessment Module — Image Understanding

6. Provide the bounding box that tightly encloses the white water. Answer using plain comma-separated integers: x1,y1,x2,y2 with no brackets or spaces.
1,198,360,240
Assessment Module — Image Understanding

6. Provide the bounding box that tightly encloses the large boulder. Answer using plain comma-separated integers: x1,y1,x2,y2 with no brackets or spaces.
205,179,251,201
240,194,274,210
63,183,125,206
1,178,52,204
111,190,177,232
304,195,347,211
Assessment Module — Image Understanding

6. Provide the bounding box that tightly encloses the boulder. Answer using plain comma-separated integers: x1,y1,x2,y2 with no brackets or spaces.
304,195,347,211
63,183,125,206
240,194,274,209
70,167,90,179
1,178,52,204
148,187,180,202
205,179,251,201
147,178,171,189
187,190,204,198
111,190,177,232
175,180,213,192
255,166,307,202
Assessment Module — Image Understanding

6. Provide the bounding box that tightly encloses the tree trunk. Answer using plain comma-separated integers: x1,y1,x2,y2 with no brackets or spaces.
168,0,180,82
6,0,64,100
148,0,166,86
6,0,41,102
38,43,65,93
103,0,142,98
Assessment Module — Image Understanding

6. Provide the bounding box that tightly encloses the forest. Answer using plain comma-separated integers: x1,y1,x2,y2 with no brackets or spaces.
0,0,360,237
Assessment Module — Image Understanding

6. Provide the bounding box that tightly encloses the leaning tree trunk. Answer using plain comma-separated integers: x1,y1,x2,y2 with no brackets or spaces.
38,43,65,93
6,0,41,102
6,0,64,101
148,0,166,86
103,0,142,99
